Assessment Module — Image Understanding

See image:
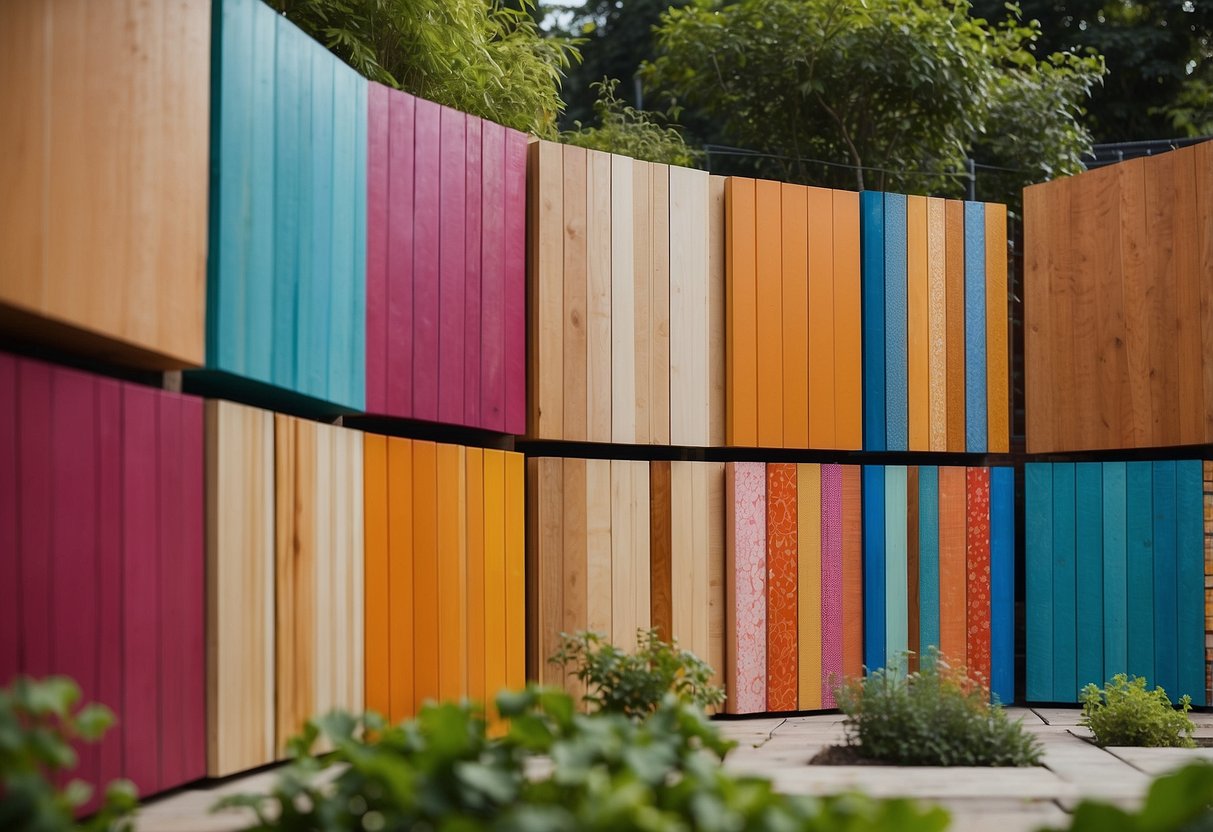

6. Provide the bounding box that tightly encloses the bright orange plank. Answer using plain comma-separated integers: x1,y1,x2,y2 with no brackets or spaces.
387,437,415,722
412,441,439,707
483,450,507,720
832,191,863,450
944,201,966,452
504,452,526,694
907,196,929,451
726,178,758,446
938,466,967,664
927,198,948,451
437,443,467,701
807,187,835,448
363,434,390,718
984,204,1009,452
465,447,486,711
755,179,783,447
781,185,809,448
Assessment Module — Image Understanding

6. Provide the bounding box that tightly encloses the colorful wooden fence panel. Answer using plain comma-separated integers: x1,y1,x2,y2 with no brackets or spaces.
0,0,210,369
725,179,863,450
1025,143,1213,452
206,0,367,412
0,354,207,798
365,84,527,433
1026,460,1206,704
861,194,1009,453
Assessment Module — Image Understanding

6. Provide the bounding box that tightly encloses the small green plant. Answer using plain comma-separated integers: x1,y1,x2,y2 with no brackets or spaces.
0,676,137,832
1047,761,1213,832
1079,674,1196,748
561,78,700,167
834,650,1043,767
549,628,726,717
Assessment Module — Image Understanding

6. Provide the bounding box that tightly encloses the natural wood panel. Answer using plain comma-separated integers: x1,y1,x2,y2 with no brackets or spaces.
1169,148,1203,445
833,190,863,451
709,176,728,447
705,462,727,695
586,459,614,636
632,162,653,445
529,140,564,439
611,155,637,443
650,461,674,641
530,457,563,685
1068,175,1102,450
907,196,930,451
944,200,967,452
670,166,711,446
807,187,835,448
797,463,822,710
755,180,784,447
649,164,671,444
586,149,613,443
562,146,589,441
726,178,758,446
1023,183,1052,453
1199,143,1213,442
563,458,590,668
984,203,1010,452
1144,152,1182,446
1120,160,1153,449
782,185,810,448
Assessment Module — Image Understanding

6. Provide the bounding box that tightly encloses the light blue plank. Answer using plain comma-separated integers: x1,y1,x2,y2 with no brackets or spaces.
327,60,360,409
303,43,335,401
963,201,986,452
918,466,940,656
860,192,886,451
1152,460,1178,695
885,466,909,671
1102,461,1128,680
1176,460,1204,704
1126,461,1154,683
349,80,368,410
1025,463,1053,700
990,467,1014,705
1075,462,1103,694
1053,463,1077,701
884,193,908,451
863,465,886,671
272,14,302,392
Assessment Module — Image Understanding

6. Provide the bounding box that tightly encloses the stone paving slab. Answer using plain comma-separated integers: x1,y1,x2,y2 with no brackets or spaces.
758,765,1077,800
943,798,1068,832
1105,745,1213,775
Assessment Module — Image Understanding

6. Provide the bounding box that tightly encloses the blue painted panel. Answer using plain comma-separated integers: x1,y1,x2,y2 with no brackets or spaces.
885,466,908,670
990,467,1014,705
863,465,886,671
1152,460,1178,695
1126,461,1154,683
1053,463,1076,701
918,466,940,656
963,202,986,452
884,194,908,451
1102,462,1128,679
1025,463,1053,700
1176,461,1204,704
860,192,886,451
272,15,303,392
1075,462,1103,694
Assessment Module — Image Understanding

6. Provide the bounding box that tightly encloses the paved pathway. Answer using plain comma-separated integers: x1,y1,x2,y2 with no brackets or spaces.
133,708,1213,832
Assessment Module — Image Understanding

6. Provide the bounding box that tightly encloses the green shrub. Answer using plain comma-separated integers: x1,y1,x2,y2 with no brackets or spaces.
1047,762,1213,832
562,79,700,168
219,688,951,832
1079,674,1195,748
548,628,725,717
834,651,1042,767
0,676,137,832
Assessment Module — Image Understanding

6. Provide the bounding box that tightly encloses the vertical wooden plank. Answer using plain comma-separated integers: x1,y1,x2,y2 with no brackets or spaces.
885,466,909,669
766,463,798,712
387,438,414,721
437,444,467,700
706,462,727,691
365,83,389,414
18,359,52,679
412,99,441,422
611,155,636,444
534,458,564,684
586,459,613,637
530,141,564,438
95,377,123,790
1197,143,1213,443
277,417,316,750
1170,149,1204,446
272,28,303,392
1025,463,1054,700
755,179,783,447
861,192,886,451
1065,163,1100,449
632,163,653,445
483,450,507,712
821,464,843,707
841,466,864,678
412,441,440,705
1023,185,1052,453
1119,161,1153,449
1206,463,1213,706
945,201,967,452
611,461,636,649
479,120,504,431
1144,155,1182,446
465,117,483,427
1102,462,1128,681
1177,460,1204,703
709,177,728,447
386,89,416,419
1052,463,1077,701
302,48,333,400
798,464,823,709
862,466,886,670
632,463,651,637
965,468,991,685
833,190,863,451
466,448,486,708
907,467,920,673
918,466,941,657
363,435,389,717
937,466,967,666
684,463,710,661
1152,460,1178,695
1126,461,1155,682
649,163,671,445
649,461,673,641
327,65,365,410
884,193,908,452
563,146,589,440
438,108,467,424
726,178,758,446
563,458,589,678
0,356,18,683
990,467,1014,704
963,202,987,453
503,130,529,435
927,198,948,451
503,453,526,693
782,185,810,449
985,204,1010,452
670,167,710,446
807,187,834,448
726,462,766,713
907,196,930,451
1075,462,1104,696
587,150,614,443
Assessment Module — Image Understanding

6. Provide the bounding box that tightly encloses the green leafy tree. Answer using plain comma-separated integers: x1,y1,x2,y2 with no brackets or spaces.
561,80,700,167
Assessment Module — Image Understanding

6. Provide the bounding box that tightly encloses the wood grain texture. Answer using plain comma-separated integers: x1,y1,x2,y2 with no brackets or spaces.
989,467,1014,705
649,164,671,445
503,130,529,435
1023,184,1052,454
1102,461,1128,683
364,435,389,718
766,463,798,712
907,197,930,451
937,466,967,666
412,441,440,704
669,167,711,446
1126,461,1155,683
612,155,637,444
632,162,653,445
797,463,822,710
503,452,526,695
437,443,468,701
1025,464,1053,700
782,185,811,449
984,204,1010,452
1199,143,1213,443
726,462,767,713
650,461,673,640
1075,462,1104,698
564,457,590,660
530,141,564,439
833,191,864,451
755,180,784,447
944,201,967,452
563,146,589,441
529,458,563,685
709,177,728,447
884,195,909,452
481,121,504,431
586,459,614,637
466,448,486,708
1052,463,1077,700
927,198,948,451
669,462,695,647
387,437,415,721
726,179,758,446
807,187,835,449
587,150,614,443
438,107,468,425
963,202,988,452
483,450,507,715
706,462,728,697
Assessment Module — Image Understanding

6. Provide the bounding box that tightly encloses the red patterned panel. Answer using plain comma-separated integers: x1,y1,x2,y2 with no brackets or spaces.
766,463,798,711
966,467,992,684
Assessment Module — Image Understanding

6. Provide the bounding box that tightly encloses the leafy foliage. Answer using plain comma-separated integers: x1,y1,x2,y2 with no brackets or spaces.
1079,674,1196,748
549,628,725,717
220,688,951,832
268,0,579,137
0,676,137,832
1047,762,1213,832
561,79,699,167
834,652,1043,766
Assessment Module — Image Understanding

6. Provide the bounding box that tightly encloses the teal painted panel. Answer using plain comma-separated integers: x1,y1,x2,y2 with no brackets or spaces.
272,14,303,392
918,466,940,655
885,465,909,670
1126,461,1154,683
1152,461,1178,695
1052,463,1076,701
302,43,334,402
1176,461,1204,704
1075,462,1103,694
1102,462,1128,680
1025,463,1053,700
244,0,276,384
327,60,365,409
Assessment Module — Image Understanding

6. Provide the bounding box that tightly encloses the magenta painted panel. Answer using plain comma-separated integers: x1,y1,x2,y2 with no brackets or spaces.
122,384,160,796
503,128,528,435
387,89,416,419
728,462,767,714
17,359,52,678
438,106,467,425
95,376,125,791
479,122,506,432
412,97,441,422
464,116,483,427
365,81,390,414
158,396,191,789
820,463,843,708
178,397,206,784
0,354,17,680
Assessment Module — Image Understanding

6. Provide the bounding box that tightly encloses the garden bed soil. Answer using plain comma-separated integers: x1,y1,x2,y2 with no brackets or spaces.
808,745,891,766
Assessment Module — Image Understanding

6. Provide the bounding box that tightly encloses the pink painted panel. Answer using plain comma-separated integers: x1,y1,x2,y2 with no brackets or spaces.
0,354,17,680
386,89,416,419
95,376,125,791
412,97,441,422
464,116,482,427
479,122,506,433
17,359,52,678
726,462,767,714
503,128,528,435
438,106,467,425
365,81,389,414
820,463,843,707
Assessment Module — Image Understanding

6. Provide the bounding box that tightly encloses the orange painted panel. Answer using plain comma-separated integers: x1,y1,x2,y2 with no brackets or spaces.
781,185,810,448
465,448,486,710
387,437,415,722
1199,142,1213,443
755,179,783,447
840,465,864,678
907,196,929,451
938,466,967,664
984,204,1009,452
726,178,758,446
411,441,439,707
766,463,798,711
944,201,966,452
504,452,526,694
807,187,835,449
483,450,507,717
436,444,467,701
364,434,389,717
832,191,863,451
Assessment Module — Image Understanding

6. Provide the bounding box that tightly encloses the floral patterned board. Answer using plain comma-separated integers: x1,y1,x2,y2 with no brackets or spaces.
726,462,767,714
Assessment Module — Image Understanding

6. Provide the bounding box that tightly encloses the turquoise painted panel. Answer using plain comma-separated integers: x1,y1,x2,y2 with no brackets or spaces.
1126,461,1154,683
1152,460,1178,695
272,15,303,391
861,192,886,451
244,0,276,385
1075,462,1103,693
963,202,986,452
918,465,940,655
884,194,908,451
1052,463,1076,701
884,465,908,670
1025,463,1053,700
990,467,1014,704
1102,461,1128,679
1176,461,1205,704
303,44,334,401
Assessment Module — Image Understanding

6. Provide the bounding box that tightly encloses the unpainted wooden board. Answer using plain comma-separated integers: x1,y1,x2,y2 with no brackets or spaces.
1197,142,1213,442
532,458,563,685
705,462,727,698
612,155,637,443
1144,152,1182,446
649,164,672,445
562,146,589,441
563,457,590,697
1167,148,1203,446
1119,160,1153,449
1023,183,1052,453
650,461,674,641
587,150,613,443
633,162,653,445
670,166,712,446
1067,174,1102,449
529,141,564,438
586,459,614,637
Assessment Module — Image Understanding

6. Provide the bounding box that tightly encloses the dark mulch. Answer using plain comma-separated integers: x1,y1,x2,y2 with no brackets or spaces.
808,745,890,766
